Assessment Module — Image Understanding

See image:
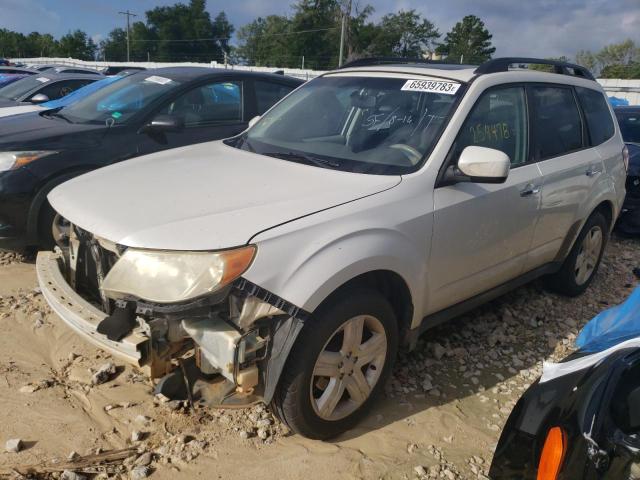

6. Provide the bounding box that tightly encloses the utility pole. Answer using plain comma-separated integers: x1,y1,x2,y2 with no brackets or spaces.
338,0,351,67
118,10,137,62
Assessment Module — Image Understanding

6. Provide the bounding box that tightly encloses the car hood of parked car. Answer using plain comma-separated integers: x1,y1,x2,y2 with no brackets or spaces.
0,104,44,119
48,140,402,250
0,111,107,150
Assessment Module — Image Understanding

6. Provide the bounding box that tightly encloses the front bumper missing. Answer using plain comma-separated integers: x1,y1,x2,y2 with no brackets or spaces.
36,251,148,366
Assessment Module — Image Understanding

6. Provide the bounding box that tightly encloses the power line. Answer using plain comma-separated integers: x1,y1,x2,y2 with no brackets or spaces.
127,26,338,43
118,10,137,62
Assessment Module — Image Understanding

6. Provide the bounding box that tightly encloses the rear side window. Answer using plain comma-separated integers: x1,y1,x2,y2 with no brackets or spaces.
576,87,615,146
255,81,295,115
454,86,529,167
530,86,583,159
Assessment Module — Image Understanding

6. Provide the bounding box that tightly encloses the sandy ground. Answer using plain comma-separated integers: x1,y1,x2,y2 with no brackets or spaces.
0,235,638,479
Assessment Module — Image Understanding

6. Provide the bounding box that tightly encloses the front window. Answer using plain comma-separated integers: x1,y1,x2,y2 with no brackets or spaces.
230,75,462,174
56,74,180,125
0,76,50,101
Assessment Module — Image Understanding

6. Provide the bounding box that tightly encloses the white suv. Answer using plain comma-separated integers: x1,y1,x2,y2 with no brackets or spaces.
37,58,627,439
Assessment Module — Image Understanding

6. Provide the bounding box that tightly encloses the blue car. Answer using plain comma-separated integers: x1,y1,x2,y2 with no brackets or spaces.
615,106,640,234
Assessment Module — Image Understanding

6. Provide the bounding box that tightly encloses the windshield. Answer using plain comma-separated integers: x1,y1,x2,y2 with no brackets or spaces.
230,75,462,174
0,75,49,101
617,110,640,143
41,76,122,109
58,74,180,125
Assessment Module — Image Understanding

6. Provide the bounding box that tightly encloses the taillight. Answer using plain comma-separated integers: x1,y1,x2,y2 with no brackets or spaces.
537,426,567,480
623,145,630,173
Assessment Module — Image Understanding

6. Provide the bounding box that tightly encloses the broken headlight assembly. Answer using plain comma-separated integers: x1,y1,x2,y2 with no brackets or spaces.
0,151,58,172
101,245,256,304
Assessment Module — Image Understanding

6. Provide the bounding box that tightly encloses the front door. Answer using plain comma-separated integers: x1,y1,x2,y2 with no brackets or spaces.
428,85,542,314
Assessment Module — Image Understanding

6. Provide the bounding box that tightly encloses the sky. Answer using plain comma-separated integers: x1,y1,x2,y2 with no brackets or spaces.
1,0,639,60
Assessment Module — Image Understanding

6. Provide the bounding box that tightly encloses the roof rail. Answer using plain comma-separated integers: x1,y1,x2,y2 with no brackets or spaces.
339,57,446,69
475,57,595,81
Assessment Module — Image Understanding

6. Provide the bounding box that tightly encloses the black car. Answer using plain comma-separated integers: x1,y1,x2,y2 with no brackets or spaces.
615,106,640,235
0,72,102,106
101,66,146,76
490,289,640,479
0,67,303,250
0,66,37,75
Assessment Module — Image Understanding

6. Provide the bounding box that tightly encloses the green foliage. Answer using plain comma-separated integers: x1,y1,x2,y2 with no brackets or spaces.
368,10,440,58
436,15,495,64
0,29,60,58
575,39,640,78
57,30,97,60
98,0,233,62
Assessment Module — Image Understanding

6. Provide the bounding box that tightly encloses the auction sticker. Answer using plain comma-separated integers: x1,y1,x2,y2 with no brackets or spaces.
401,79,461,95
35,77,51,83
145,75,173,85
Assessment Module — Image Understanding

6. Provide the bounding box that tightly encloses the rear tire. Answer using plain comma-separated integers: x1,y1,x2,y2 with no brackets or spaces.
546,211,609,297
272,288,398,439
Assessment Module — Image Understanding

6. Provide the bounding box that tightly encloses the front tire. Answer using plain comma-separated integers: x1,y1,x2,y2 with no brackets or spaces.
272,289,398,439
547,210,609,296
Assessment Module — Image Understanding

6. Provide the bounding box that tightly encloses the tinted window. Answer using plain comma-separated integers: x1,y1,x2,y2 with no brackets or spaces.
455,86,528,166
160,81,242,126
255,81,295,114
35,79,94,101
531,86,583,159
0,76,52,101
576,87,615,146
616,110,640,143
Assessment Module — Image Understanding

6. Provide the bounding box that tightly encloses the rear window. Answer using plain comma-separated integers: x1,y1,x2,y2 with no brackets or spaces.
531,86,584,159
576,87,615,146
255,81,295,115
616,110,640,144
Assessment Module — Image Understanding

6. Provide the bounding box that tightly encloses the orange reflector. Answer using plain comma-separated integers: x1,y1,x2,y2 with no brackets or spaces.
537,426,566,480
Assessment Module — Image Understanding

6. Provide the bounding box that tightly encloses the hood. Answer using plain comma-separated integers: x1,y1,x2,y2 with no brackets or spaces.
0,104,44,119
0,112,107,149
49,141,401,250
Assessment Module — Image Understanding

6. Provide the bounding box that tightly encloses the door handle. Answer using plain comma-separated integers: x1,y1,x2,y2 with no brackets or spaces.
520,184,541,197
585,167,602,177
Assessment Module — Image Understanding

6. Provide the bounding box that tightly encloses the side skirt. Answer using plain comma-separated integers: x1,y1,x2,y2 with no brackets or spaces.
406,262,562,350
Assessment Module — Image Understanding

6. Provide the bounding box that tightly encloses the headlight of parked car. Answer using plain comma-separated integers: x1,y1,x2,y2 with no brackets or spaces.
0,151,57,172
102,246,256,303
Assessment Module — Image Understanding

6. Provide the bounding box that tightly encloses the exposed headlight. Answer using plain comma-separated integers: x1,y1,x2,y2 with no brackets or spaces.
102,246,256,304
0,151,57,172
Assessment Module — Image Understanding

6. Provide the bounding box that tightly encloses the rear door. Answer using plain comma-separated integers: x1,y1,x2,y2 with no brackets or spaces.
429,85,543,313
524,84,605,270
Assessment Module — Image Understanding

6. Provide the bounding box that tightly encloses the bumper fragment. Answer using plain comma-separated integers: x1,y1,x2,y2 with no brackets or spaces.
36,251,149,366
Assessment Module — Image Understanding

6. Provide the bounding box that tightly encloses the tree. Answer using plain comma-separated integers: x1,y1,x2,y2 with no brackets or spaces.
236,15,292,66
437,15,495,63
575,40,640,78
369,10,440,58
57,30,96,60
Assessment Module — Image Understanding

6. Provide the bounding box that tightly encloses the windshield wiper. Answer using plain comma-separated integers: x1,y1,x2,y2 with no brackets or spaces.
264,151,341,169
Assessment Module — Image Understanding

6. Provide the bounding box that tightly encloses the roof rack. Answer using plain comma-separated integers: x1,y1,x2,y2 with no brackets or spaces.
475,57,595,81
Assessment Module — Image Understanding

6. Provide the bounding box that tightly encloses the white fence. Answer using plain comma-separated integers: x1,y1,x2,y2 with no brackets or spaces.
10,57,324,81
597,79,640,105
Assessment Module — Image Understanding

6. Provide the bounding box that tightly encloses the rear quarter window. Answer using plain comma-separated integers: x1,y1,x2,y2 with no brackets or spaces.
576,87,615,146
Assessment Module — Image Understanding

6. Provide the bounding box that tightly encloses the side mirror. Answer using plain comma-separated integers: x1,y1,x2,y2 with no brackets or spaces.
450,146,511,184
30,93,50,104
248,115,261,129
143,114,184,133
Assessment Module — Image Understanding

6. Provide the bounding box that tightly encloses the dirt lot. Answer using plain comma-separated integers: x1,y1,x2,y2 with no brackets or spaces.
0,236,638,480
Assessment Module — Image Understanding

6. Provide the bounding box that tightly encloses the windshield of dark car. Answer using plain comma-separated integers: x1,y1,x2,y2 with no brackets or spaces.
617,110,640,143
229,75,462,175
0,75,49,101
58,74,180,124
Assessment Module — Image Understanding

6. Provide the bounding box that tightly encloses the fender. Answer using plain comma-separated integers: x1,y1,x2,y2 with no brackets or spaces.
26,169,95,243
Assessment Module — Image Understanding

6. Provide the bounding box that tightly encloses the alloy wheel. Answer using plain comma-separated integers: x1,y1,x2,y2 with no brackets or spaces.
310,314,387,421
575,225,603,285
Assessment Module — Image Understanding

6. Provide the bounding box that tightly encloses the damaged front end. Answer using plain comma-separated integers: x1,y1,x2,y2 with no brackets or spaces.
36,224,308,407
